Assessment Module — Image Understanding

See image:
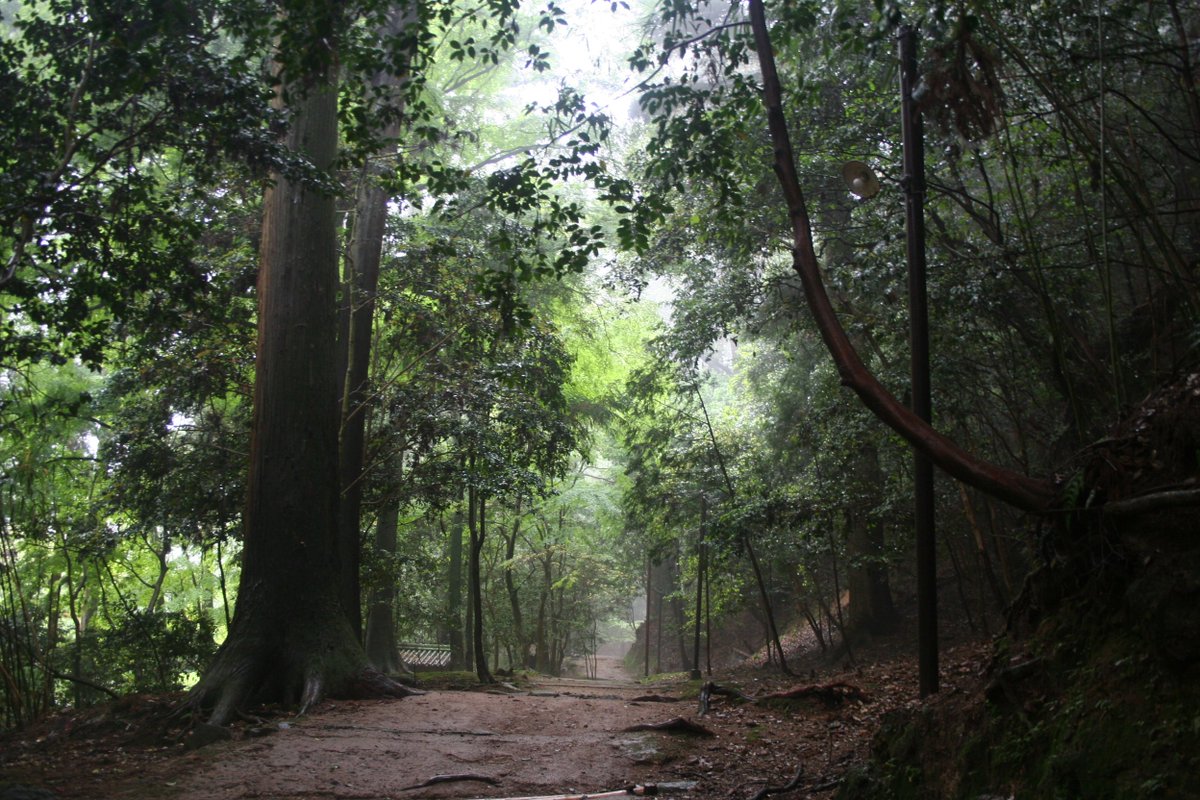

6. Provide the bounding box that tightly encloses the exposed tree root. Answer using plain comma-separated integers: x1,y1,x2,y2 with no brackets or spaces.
622,717,715,737
476,786,659,800
343,665,425,700
398,773,501,791
629,694,680,703
749,764,805,800
758,682,870,707
186,641,423,728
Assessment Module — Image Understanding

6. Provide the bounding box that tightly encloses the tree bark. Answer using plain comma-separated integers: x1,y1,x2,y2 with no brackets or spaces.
826,521,854,666
747,0,1057,514
364,491,403,673
503,497,527,667
847,446,897,636
336,6,415,641
189,43,414,724
690,500,705,679
643,553,652,677
535,546,551,673
469,486,494,682
446,505,465,667
143,529,170,615
192,66,357,723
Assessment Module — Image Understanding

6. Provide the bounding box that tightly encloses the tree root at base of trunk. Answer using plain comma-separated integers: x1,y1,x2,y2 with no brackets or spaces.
184,658,423,730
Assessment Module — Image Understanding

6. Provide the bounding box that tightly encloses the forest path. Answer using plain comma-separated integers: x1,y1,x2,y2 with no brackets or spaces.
112,675,697,800
5,637,982,800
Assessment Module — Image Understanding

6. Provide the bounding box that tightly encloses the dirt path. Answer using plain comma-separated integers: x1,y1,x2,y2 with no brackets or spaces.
1,668,872,800
5,637,992,800
104,678,697,800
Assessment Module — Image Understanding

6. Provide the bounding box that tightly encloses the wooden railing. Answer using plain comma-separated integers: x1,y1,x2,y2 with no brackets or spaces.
398,643,452,669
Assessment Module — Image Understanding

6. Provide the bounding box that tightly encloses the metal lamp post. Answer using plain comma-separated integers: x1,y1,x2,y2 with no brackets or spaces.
841,26,939,698
899,25,938,698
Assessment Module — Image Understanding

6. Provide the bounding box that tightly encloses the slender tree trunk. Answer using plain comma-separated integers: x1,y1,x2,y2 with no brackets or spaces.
672,593,689,671
946,534,981,635
959,483,1010,611
504,497,527,666
44,572,62,673
464,570,474,670
801,606,827,652
144,529,170,615
446,505,465,667
704,549,712,675
552,552,569,676
643,554,652,678
60,531,86,707
827,520,855,667
654,590,664,674
215,538,232,630
668,550,689,671
744,534,791,674
694,385,790,673
469,488,493,682
690,500,705,679
535,549,551,673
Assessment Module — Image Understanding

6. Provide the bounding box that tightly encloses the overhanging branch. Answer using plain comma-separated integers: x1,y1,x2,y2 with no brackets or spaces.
746,0,1057,513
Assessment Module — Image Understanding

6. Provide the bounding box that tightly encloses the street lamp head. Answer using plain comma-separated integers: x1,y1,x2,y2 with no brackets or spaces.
842,160,881,199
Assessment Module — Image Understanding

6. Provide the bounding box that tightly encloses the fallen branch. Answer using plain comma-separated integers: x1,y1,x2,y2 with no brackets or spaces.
399,773,501,791
759,682,869,706
748,764,804,800
1101,487,1200,516
46,667,119,700
630,694,680,703
622,717,714,737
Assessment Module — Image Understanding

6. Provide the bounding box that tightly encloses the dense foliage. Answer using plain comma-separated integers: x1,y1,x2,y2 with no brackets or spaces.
1,8,1195,797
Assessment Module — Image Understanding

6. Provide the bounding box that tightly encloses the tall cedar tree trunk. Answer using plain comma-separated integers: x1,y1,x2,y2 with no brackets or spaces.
364,487,403,673
336,7,413,640
747,0,1057,513
189,50,412,725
